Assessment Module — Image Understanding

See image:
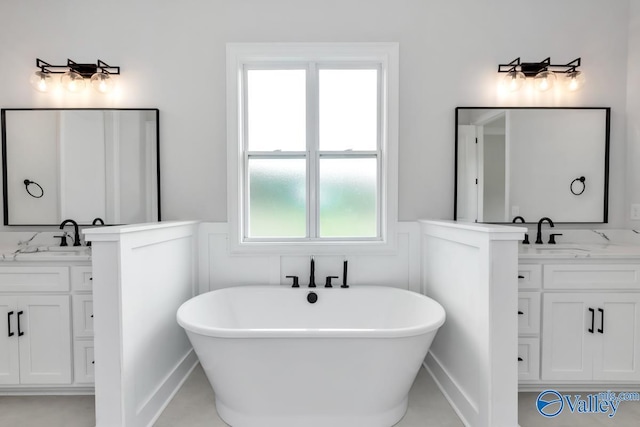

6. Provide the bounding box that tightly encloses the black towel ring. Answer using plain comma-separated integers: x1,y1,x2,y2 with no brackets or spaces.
570,176,586,196
23,179,44,198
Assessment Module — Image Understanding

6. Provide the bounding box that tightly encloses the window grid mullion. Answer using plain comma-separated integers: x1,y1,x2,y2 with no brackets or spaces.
307,62,319,239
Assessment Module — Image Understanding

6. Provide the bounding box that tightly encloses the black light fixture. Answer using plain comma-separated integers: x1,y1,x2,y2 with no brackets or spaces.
30,58,121,94
498,57,584,92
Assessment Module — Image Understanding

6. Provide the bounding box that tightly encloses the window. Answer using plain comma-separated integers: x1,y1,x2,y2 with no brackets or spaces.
227,43,398,252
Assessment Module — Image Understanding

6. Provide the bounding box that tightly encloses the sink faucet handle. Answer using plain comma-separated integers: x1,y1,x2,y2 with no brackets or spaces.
548,233,563,244
54,234,68,247
285,275,299,288
324,276,338,288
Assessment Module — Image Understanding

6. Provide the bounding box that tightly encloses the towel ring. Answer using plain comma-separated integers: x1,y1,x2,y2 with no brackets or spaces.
23,179,44,198
570,176,586,196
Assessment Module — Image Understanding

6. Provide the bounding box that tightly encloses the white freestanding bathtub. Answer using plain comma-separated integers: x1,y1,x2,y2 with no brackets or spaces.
177,286,445,427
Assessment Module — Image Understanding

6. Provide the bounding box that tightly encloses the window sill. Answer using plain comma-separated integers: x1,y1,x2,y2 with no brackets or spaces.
227,234,399,255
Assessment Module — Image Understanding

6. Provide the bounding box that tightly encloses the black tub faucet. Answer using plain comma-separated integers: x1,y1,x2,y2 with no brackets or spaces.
535,217,555,244
309,257,316,288
59,219,81,246
512,216,529,244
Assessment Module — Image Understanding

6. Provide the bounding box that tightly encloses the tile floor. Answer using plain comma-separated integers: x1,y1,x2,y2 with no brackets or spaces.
2,365,640,426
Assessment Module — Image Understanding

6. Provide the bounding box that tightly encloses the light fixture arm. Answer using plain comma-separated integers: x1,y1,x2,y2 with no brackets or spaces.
35,58,121,77
498,57,582,77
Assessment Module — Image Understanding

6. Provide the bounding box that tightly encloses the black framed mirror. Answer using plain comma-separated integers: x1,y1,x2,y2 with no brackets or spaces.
1,108,161,225
454,107,610,224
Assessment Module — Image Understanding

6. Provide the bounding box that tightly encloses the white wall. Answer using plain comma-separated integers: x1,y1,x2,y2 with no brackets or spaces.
0,0,633,227
628,2,640,228
199,222,422,295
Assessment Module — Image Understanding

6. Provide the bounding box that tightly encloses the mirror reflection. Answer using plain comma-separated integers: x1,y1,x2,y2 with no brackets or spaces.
455,107,609,223
2,108,160,225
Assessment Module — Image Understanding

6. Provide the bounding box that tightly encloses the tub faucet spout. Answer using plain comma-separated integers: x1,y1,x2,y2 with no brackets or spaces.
309,257,316,288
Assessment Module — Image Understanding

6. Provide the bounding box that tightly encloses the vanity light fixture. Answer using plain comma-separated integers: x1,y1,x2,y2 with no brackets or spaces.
498,57,584,92
30,58,120,94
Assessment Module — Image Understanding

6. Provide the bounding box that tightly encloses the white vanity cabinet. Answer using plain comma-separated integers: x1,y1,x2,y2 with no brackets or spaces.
541,292,640,381
519,257,640,387
0,263,93,392
0,295,71,385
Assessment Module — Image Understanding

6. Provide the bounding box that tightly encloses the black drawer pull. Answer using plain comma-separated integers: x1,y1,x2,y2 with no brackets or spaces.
598,308,604,334
518,311,524,315
518,275,525,279
17,311,24,336
7,311,14,337
588,308,595,333
518,357,523,362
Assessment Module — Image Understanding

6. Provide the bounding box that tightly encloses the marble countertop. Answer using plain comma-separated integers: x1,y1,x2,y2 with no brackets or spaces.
519,243,640,259
0,232,92,262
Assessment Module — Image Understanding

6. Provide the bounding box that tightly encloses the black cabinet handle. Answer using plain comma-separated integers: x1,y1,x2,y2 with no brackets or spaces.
518,311,524,315
7,311,14,337
598,308,604,334
518,275,525,279
518,357,523,362
588,308,595,333
17,311,24,336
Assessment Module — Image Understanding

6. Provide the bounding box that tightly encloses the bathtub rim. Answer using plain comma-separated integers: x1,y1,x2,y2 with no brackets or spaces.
177,285,446,339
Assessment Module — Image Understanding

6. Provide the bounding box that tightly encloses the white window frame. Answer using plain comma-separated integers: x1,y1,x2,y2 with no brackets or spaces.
226,43,399,254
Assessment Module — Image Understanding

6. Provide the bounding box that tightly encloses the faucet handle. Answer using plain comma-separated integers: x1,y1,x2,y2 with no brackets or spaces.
548,233,563,244
54,234,68,247
325,276,338,288
286,275,299,288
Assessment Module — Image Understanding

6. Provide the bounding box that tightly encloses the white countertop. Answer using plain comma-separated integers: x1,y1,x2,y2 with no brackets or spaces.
519,242,640,259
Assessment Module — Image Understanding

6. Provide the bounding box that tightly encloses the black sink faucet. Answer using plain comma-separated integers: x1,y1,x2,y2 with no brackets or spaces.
309,257,316,288
512,216,529,244
86,217,105,247
535,217,554,244
59,219,81,246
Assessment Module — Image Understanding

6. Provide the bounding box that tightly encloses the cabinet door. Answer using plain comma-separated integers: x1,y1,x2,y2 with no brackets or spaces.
541,293,597,381
594,293,640,381
17,296,72,385
0,297,20,384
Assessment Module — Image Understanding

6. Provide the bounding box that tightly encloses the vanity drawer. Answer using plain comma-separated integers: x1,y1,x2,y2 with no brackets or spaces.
518,292,541,334
73,341,95,384
518,264,542,290
73,295,94,337
544,264,640,290
71,266,93,291
0,266,70,292
518,338,540,381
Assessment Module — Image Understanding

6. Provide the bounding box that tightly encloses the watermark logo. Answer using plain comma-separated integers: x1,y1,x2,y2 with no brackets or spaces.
536,389,640,418
536,390,564,417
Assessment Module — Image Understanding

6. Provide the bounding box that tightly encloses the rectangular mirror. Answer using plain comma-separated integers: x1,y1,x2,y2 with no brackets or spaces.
455,107,610,223
1,108,160,225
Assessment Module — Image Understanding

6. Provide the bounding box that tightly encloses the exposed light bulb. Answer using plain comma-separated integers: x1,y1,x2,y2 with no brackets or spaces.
539,78,549,91
30,71,55,93
61,71,86,93
533,70,556,92
90,72,114,94
502,71,525,92
565,71,585,92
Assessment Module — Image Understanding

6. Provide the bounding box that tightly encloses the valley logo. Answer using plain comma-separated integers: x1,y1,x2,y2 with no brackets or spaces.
536,389,640,418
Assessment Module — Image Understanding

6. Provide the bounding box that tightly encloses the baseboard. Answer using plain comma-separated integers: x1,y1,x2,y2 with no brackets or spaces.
134,348,199,427
0,386,94,396
424,352,476,427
